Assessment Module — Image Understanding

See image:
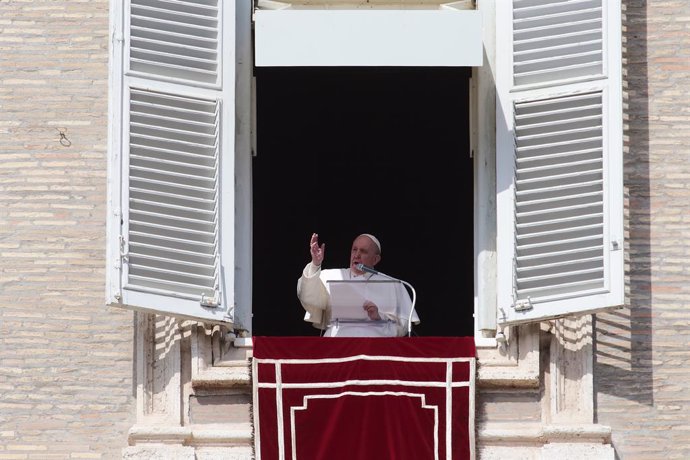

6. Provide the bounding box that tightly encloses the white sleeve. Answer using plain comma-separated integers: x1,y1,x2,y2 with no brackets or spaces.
296,263,330,327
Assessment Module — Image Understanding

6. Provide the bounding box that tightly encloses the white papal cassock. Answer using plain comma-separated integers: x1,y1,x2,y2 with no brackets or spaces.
297,262,420,337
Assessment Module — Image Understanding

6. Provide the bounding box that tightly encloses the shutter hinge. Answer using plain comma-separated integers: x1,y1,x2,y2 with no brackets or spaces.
119,235,128,260
200,293,220,308
611,239,622,251
112,31,124,45
513,297,533,312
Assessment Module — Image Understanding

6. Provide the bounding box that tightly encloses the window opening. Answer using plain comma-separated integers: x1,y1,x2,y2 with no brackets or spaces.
252,67,474,337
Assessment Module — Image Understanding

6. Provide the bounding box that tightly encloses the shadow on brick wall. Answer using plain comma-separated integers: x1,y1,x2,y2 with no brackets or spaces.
594,1,653,413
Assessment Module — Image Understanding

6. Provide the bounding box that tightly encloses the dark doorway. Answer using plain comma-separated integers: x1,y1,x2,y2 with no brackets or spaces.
252,67,473,337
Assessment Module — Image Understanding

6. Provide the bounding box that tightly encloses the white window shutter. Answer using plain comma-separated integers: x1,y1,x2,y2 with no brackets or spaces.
496,0,623,325
107,0,238,324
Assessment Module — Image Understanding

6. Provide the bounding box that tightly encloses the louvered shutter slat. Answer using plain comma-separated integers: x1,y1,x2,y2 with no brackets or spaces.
517,158,602,177
517,244,603,262
130,156,216,178
130,35,217,57
130,146,216,167
130,165,217,188
517,278,603,297
129,219,216,242
514,39,602,60
129,231,215,253
516,214,604,234
131,209,215,231
515,168,602,188
129,241,215,264
517,190,602,208
517,139,602,158
517,235,603,253
129,188,215,210
516,178,602,197
130,89,218,114
517,148,602,166
130,59,218,80
128,275,214,297
517,200,602,221
128,263,216,282
130,108,220,130
130,179,217,201
130,253,216,274
518,228,602,246
514,29,601,52
518,257,603,278
130,197,216,217
130,124,217,144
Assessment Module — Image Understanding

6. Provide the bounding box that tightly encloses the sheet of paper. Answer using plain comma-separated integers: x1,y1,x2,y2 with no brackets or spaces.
327,280,398,320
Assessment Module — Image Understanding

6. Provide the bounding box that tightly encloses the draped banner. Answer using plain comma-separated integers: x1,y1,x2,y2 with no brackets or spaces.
252,337,476,460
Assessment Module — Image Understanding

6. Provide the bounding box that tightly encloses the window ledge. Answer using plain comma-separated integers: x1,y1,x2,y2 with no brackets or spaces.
476,367,539,388
478,423,612,444
475,323,540,388
128,423,252,445
191,364,251,389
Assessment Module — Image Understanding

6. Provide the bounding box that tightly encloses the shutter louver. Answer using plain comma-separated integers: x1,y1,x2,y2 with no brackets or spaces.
129,0,220,86
513,0,603,86
127,88,220,301
513,91,605,300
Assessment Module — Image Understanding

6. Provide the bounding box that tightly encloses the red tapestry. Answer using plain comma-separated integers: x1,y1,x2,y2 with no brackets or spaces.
252,337,476,460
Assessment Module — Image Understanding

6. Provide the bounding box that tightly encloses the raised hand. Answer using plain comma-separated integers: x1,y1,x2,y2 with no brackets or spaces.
309,233,325,267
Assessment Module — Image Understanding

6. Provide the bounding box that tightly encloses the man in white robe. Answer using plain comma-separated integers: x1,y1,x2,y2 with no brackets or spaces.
297,233,420,337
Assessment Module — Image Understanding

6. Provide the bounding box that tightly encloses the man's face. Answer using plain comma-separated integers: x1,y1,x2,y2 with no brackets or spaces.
350,236,381,274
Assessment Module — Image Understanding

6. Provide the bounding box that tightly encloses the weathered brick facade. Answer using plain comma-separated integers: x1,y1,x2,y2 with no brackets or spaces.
1,0,688,459
0,1,135,458
594,1,690,459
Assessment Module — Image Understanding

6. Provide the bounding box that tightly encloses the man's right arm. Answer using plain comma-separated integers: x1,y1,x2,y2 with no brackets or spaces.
297,262,330,327
297,262,328,306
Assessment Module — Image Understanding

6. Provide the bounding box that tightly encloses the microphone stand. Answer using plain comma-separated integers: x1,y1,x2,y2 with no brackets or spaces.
356,264,417,337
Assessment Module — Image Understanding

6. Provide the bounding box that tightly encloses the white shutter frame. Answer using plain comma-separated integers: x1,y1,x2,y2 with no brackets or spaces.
107,0,239,325
496,0,623,325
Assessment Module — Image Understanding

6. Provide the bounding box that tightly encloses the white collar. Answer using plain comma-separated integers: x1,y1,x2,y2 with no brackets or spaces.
348,269,374,280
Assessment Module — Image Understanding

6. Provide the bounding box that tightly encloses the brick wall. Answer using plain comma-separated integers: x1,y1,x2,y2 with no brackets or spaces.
595,1,690,459
0,1,135,459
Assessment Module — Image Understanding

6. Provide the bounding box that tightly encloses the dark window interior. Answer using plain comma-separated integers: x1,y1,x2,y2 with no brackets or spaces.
252,67,474,337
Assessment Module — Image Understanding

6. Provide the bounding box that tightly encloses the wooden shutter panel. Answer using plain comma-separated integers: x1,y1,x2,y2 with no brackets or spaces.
496,0,623,325
108,0,236,324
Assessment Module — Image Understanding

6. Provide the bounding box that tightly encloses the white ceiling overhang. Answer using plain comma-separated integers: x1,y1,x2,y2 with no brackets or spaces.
254,3,482,67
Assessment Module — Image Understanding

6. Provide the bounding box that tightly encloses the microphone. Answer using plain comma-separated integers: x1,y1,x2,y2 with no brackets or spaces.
354,263,418,337
355,263,380,275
